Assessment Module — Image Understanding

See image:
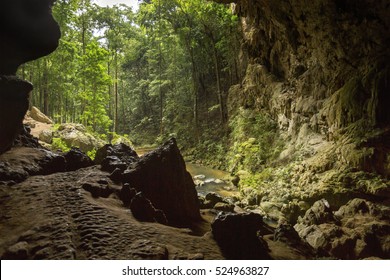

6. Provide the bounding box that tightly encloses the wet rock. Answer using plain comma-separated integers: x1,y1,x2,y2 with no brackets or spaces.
64,148,93,171
95,143,138,166
205,192,225,207
231,175,240,187
36,150,66,176
193,179,204,187
123,138,200,226
0,147,66,182
33,247,52,260
198,196,207,209
211,212,272,259
101,156,127,173
109,168,123,182
214,202,235,212
281,201,308,224
119,183,137,206
130,192,168,225
154,209,168,225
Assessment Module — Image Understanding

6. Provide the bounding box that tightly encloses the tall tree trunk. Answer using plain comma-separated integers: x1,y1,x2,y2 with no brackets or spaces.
43,60,49,115
189,46,199,142
121,79,125,133
210,34,227,125
107,59,112,122
114,51,119,133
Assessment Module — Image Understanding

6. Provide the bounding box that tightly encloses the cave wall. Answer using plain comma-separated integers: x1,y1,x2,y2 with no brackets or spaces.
220,0,390,179
0,0,60,154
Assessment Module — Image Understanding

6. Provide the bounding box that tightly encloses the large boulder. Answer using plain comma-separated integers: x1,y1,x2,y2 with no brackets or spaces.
54,123,105,152
119,183,137,207
298,199,336,226
130,192,168,225
64,148,94,171
39,129,53,144
211,212,272,259
294,198,390,259
0,147,66,183
122,138,201,226
29,106,53,124
94,143,138,166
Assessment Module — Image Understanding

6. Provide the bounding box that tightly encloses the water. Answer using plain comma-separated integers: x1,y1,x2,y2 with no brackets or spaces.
136,147,238,197
186,162,239,197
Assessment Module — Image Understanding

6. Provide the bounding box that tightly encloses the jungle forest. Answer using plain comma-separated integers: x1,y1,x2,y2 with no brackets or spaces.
1,0,389,262
20,0,240,147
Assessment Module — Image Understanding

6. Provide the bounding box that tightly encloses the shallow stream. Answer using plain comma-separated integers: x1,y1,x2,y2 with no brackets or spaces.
136,147,239,198
186,162,239,197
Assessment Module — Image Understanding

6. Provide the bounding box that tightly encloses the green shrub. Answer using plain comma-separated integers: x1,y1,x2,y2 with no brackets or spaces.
87,149,97,160
227,107,283,173
52,137,71,152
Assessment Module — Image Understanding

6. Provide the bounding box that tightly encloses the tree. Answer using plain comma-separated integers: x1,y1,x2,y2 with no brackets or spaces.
18,0,240,147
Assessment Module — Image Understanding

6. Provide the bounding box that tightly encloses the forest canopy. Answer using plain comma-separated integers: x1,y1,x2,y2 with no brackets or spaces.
20,0,241,146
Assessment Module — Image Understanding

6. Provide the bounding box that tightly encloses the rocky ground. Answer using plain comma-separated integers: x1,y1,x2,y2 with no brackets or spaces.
0,112,389,260
1,128,389,260
0,165,223,260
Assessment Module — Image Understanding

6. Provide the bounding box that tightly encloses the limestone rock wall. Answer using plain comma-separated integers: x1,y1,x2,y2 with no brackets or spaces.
221,0,389,178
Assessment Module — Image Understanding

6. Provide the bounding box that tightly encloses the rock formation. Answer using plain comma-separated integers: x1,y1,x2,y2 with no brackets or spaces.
212,0,390,219
122,138,201,226
211,212,272,259
0,0,60,154
64,148,94,171
294,198,390,259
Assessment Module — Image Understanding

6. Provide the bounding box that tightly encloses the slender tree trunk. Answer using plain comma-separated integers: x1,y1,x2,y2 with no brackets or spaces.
43,60,49,115
121,79,125,133
107,59,112,121
189,46,199,142
211,34,227,125
114,51,119,133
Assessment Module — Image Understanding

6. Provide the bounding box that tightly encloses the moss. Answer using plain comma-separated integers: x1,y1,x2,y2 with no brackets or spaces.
365,64,390,126
333,77,366,128
227,107,284,173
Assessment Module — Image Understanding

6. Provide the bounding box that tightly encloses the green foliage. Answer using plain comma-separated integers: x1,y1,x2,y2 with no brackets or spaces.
110,132,134,147
19,0,241,166
228,108,283,173
52,138,71,152
239,167,275,189
87,149,97,160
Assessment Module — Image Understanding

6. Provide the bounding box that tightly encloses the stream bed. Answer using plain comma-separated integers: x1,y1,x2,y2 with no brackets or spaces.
186,162,239,197
136,147,239,198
